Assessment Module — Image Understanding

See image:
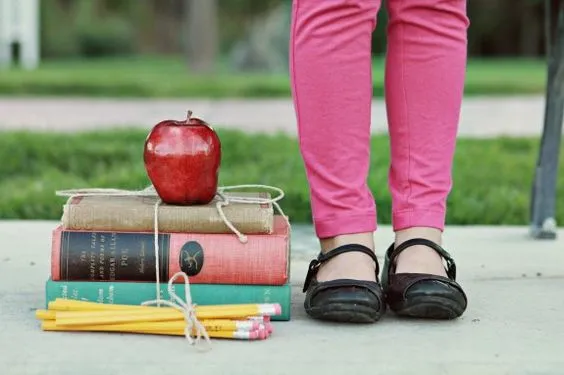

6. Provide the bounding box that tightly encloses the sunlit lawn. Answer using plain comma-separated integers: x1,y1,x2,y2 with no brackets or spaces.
0,55,548,98
1,128,561,225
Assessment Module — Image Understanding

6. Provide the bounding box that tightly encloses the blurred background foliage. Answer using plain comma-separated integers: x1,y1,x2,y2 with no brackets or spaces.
40,0,283,59
39,0,548,60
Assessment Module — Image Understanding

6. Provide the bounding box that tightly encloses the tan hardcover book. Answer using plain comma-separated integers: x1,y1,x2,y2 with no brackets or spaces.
61,192,274,234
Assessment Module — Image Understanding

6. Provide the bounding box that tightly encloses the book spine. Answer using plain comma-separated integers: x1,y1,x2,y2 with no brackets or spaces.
45,280,292,321
62,196,274,234
51,222,289,285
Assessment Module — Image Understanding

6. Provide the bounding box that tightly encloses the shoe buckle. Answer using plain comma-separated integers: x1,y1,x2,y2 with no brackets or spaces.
446,258,457,280
302,259,321,293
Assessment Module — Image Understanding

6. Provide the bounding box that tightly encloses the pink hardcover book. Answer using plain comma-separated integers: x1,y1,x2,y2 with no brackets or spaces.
50,216,290,285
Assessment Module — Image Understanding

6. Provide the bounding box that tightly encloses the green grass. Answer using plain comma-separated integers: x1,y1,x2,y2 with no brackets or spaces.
0,56,548,98
1,128,562,225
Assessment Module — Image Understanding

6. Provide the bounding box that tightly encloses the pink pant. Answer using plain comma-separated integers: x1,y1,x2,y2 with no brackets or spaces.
290,0,470,239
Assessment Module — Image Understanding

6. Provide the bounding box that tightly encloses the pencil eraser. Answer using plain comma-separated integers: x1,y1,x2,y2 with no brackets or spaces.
274,304,282,315
265,322,273,334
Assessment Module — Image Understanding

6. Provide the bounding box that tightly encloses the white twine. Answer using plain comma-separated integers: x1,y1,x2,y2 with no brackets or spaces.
56,184,288,244
55,184,290,349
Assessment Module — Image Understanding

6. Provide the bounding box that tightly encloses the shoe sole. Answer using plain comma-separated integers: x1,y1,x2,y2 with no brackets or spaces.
392,295,466,320
306,302,384,323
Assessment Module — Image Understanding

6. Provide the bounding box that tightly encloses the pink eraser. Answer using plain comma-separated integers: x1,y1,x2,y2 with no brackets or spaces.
250,321,260,331
265,322,273,334
249,330,259,340
274,303,282,315
258,328,267,340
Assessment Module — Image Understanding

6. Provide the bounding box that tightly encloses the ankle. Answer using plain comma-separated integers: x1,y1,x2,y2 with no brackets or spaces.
395,227,442,247
315,232,377,283
393,227,447,276
320,232,375,253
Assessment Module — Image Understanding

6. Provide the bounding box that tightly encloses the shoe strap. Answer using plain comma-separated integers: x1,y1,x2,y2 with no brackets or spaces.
384,238,457,281
302,244,379,293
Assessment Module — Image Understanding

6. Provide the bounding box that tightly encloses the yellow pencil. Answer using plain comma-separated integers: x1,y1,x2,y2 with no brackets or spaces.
43,301,280,326
40,321,266,340
35,310,56,320
36,310,260,332
36,309,260,323
54,309,184,326
46,298,278,313
51,308,273,327
47,299,281,318
42,319,260,333
199,319,260,332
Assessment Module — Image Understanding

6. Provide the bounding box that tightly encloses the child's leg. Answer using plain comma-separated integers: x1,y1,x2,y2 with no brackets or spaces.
290,0,381,239
290,0,382,282
384,0,469,274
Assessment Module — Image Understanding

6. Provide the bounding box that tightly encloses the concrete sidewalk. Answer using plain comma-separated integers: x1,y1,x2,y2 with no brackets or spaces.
0,95,549,138
1,221,563,374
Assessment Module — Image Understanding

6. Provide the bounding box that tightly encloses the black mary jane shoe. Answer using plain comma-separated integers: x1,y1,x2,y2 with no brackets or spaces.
381,238,468,320
302,244,385,323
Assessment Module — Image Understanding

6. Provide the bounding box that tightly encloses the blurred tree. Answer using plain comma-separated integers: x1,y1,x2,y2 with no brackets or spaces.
151,0,184,53
218,0,282,54
184,0,219,73
228,0,291,72
519,0,543,56
466,0,545,56
73,0,135,57
40,0,79,58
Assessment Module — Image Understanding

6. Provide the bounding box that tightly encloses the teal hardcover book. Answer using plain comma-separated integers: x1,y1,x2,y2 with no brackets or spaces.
44,278,292,321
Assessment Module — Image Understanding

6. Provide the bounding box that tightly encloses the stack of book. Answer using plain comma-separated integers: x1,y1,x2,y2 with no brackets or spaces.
44,191,292,325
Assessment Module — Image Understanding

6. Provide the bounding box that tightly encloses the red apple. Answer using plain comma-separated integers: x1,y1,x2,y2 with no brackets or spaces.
143,110,221,205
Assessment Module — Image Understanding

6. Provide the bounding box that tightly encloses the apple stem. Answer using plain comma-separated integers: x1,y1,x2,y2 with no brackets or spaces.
186,110,193,123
